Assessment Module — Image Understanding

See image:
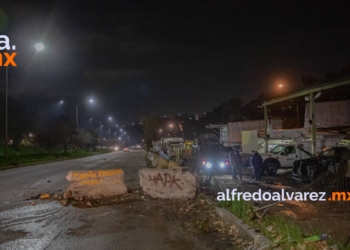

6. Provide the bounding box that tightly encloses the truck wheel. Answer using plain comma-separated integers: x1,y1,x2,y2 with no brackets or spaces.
266,162,278,176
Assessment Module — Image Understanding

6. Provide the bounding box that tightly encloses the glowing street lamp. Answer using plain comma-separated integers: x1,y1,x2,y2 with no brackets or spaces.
35,43,44,51
5,42,45,160
278,84,283,88
59,98,95,131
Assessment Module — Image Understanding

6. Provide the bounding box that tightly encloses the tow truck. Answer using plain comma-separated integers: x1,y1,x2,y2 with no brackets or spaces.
242,129,344,176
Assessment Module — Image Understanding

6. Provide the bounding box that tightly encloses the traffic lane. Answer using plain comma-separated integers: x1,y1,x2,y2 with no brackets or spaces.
0,150,216,250
45,203,210,250
0,150,145,203
0,200,214,250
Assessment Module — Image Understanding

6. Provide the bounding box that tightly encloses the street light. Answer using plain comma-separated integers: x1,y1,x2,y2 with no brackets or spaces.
35,43,44,51
59,98,94,131
278,84,283,88
5,43,45,160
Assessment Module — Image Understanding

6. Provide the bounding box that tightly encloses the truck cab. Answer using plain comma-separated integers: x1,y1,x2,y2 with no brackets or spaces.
261,144,312,176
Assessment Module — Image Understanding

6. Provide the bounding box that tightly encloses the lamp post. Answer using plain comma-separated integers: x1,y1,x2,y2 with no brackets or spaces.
5,66,8,160
4,43,44,160
60,98,93,131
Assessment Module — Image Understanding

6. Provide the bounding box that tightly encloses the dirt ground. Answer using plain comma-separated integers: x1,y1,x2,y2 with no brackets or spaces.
215,171,350,248
49,190,255,250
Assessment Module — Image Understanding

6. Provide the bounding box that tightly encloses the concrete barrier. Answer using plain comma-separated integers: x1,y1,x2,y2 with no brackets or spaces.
65,169,127,198
139,169,199,199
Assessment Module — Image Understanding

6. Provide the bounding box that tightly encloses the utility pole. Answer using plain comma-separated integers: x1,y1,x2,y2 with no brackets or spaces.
310,93,316,154
296,102,299,128
76,106,79,131
5,66,8,160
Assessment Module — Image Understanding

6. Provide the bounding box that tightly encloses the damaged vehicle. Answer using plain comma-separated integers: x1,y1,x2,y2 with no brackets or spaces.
292,146,350,184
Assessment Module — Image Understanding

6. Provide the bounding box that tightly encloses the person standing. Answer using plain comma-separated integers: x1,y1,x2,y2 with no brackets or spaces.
229,148,243,181
251,150,263,181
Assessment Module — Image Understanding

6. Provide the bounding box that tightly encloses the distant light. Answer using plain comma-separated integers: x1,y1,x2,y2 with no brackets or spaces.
89,99,94,103
115,124,118,127
90,118,93,121
60,100,64,104
120,129,123,132
29,133,33,137
278,84,283,88
169,124,173,128
159,129,162,132
35,43,44,51
108,117,112,120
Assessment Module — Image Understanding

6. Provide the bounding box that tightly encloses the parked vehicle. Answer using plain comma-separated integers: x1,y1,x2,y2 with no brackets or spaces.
191,134,230,181
260,144,313,176
241,129,344,176
123,147,129,152
292,146,350,183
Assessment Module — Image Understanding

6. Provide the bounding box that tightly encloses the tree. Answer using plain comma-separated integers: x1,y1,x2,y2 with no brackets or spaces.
56,116,75,153
72,128,98,151
301,75,319,86
212,98,242,123
141,113,159,150
36,116,75,153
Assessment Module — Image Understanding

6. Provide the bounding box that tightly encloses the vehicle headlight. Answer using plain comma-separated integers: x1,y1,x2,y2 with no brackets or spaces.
205,162,212,168
114,147,119,150
219,162,225,168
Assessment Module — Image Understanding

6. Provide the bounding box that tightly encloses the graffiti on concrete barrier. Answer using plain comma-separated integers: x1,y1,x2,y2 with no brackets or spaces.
148,173,182,190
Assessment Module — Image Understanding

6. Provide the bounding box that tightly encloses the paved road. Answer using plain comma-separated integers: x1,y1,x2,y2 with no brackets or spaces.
0,150,217,250
0,150,142,203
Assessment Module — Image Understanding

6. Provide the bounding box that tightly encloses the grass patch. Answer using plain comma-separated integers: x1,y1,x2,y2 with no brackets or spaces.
219,199,345,250
0,149,113,169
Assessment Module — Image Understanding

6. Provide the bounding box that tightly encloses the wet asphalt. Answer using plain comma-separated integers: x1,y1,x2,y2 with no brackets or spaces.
0,150,212,250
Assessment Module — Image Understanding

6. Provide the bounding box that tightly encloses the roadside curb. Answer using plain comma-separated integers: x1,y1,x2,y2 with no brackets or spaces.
0,151,114,171
205,196,272,249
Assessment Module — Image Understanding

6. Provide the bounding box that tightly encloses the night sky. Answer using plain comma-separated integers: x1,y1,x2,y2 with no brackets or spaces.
1,0,350,127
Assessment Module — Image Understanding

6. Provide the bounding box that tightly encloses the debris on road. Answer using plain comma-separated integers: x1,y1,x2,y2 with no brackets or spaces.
29,193,41,200
39,193,50,199
60,199,68,206
63,190,72,199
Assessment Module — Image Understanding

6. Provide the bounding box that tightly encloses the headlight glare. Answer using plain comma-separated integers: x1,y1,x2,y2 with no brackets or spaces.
205,162,212,168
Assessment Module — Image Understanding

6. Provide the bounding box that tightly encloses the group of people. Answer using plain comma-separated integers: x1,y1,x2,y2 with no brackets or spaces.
229,148,263,181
